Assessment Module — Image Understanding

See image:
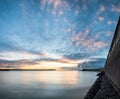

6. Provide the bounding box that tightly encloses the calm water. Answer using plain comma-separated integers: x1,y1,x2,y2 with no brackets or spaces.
0,71,97,99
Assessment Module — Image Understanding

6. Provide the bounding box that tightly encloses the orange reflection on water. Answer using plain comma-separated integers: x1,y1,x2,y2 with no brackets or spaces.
20,71,78,86
39,71,78,85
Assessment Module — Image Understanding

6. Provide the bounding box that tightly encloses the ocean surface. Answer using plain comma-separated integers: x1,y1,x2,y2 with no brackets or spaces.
0,71,97,99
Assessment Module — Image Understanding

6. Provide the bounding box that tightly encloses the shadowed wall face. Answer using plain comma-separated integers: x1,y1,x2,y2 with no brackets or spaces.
105,17,120,89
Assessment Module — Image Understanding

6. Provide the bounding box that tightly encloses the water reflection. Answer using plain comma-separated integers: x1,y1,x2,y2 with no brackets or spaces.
0,71,97,99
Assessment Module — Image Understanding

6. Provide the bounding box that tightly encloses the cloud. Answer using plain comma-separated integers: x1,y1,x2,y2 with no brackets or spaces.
106,32,112,36
41,0,62,9
111,4,120,13
40,0,69,10
96,5,106,16
71,29,89,42
64,53,90,60
34,57,81,65
99,5,105,12
0,57,83,69
0,51,90,69
71,29,108,51
0,51,40,60
58,10,64,16
84,41,108,51
93,41,108,49
107,20,117,25
78,58,106,69
107,20,112,25
20,0,29,15
0,59,38,69
74,5,80,15
40,0,71,17
39,52,62,59
98,16,104,21
0,0,119,69
53,0,61,9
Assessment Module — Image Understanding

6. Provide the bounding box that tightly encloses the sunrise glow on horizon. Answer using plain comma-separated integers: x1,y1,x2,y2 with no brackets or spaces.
0,0,120,69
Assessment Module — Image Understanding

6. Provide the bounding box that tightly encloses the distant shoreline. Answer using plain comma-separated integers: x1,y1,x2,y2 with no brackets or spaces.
79,68,104,72
0,68,104,71
0,69,56,71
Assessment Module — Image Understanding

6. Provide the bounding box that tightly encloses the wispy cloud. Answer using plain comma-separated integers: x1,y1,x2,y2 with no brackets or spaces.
0,57,87,69
96,5,106,16
0,51,40,60
40,0,62,9
40,0,70,15
20,0,29,15
111,4,120,13
107,20,117,25
0,59,38,69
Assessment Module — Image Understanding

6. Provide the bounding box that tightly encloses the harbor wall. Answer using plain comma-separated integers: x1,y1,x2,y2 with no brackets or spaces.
105,17,120,89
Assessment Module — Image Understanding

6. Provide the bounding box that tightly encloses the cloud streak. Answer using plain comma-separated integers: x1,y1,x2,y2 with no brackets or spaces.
0,0,119,69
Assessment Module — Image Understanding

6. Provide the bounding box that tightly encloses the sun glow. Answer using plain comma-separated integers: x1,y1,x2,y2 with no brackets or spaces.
20,59,87,70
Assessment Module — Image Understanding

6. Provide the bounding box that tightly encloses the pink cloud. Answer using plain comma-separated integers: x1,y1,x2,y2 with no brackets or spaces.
54,0,61,9
41,0,69,10
93,41,108,49
71,29,108,51
71,29,89,42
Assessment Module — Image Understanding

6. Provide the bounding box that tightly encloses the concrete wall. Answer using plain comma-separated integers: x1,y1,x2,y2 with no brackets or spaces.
105,17,120,89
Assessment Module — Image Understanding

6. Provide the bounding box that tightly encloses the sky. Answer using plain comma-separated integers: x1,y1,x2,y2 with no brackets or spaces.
0,0,120,70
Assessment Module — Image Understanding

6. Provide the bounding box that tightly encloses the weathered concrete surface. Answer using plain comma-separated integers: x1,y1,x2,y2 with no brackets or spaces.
84,72,120,99
105,17,120,90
